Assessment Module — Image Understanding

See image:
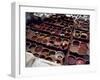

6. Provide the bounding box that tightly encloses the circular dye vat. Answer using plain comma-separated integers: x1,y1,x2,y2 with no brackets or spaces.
56,51,64,60
78,43,88,55
41,49,49,55
42,39,48,44
39,55,46,59
31,35,37,41
81,33,87,39
75,31,80,38
76,58,86,65
42,37,50,44
50,36,56,41
36,38,42,43
81,35,87,39
34,46,42,52
67,56,76,65
73,40,80,46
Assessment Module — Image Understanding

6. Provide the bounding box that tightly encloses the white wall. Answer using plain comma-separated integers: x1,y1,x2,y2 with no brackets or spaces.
0,0,100,80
